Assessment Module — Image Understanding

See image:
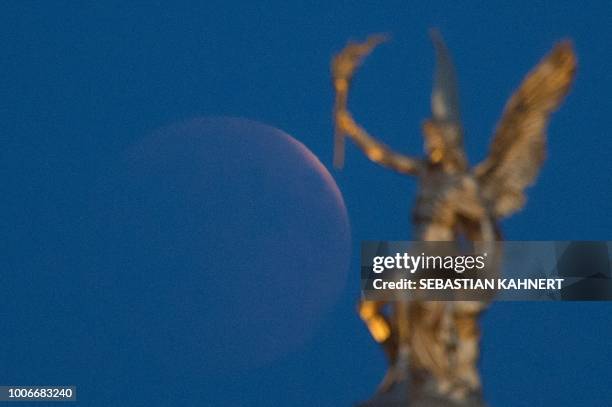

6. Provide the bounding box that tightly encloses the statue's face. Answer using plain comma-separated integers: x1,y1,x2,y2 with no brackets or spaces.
423,121,446,164
422,120,465,171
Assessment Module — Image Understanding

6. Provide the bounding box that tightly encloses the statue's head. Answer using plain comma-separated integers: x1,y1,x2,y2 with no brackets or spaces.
423,30,468,173
422,119,467,172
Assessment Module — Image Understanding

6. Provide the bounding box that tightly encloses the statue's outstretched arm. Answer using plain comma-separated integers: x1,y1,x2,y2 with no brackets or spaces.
332,35,422,175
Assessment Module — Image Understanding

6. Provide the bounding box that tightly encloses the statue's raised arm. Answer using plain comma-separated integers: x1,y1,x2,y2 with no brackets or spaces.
332,35,422,174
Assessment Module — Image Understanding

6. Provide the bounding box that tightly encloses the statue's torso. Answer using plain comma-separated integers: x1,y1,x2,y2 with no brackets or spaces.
413,165,472,241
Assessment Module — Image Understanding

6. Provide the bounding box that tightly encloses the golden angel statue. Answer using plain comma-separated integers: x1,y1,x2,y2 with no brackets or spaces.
331,30,576,405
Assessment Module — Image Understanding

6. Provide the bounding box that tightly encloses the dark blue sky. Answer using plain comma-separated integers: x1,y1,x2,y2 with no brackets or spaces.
2,2,612,406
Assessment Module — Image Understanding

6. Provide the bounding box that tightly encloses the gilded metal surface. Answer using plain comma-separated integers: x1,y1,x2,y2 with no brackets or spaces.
332,31,576,405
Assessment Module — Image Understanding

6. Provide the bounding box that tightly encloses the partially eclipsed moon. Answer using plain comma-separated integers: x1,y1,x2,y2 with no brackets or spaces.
89,117,351,398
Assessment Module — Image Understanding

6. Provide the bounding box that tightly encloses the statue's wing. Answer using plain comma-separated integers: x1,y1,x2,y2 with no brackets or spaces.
474,41,576,218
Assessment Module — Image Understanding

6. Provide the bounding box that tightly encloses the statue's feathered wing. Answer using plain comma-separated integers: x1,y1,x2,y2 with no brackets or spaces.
475,42,577,218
